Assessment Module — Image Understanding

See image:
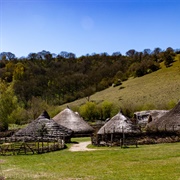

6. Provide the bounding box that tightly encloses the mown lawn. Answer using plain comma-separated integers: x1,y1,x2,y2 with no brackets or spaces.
0,137,180,180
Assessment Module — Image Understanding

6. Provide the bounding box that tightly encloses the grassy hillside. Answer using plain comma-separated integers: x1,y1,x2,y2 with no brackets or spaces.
59,55,180,114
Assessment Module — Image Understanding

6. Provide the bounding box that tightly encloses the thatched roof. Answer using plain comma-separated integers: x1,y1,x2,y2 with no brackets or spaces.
14,111,73,138
97,111,140,134
147,101,180,132
134,110,169,127
53,107,94,135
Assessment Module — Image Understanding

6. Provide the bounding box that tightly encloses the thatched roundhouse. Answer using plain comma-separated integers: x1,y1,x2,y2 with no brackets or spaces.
97,111,140,135
134,110,169,128
147,101,180,133
53,107,94,137
14,110,73,142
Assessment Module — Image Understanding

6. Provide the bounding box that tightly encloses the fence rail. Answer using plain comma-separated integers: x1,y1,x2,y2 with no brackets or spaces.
0,137,65,155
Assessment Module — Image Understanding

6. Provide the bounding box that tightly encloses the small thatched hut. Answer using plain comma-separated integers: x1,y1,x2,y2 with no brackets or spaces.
53,107,94,137
97,111,140,135
147,101,180,133
14,110,73,142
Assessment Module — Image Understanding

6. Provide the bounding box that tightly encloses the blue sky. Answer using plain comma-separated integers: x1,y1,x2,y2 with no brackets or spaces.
0,0,180,57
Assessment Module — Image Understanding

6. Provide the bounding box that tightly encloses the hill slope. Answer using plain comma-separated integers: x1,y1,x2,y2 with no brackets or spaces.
62,55,180,111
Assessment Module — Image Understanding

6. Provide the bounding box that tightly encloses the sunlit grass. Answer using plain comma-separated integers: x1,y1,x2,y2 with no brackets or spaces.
0,137,179,180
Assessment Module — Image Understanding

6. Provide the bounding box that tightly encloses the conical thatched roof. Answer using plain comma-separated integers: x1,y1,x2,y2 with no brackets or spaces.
147,101,180,132
97,111,140,134
53,107,94,135
14,110,73,138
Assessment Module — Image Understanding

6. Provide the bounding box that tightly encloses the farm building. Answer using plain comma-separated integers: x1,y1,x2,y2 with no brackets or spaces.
146,101,180,133
14,110,73,142
53,107,94,137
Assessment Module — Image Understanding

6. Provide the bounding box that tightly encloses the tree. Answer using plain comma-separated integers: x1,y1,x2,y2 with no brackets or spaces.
13,62,25,81
0,81,19,130
101,101,113,120
163,47,175,67
143,49,151,56
27,96,49,120
126,49,136,57
6,52,16,60
59,51,69,59
0,52,16,60
153,47,162,55
112,52,121,56
27,52,39,60
79,101,99,121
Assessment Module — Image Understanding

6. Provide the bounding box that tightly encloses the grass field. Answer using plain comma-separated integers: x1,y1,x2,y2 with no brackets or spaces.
58,55,180,116
0,137,180,180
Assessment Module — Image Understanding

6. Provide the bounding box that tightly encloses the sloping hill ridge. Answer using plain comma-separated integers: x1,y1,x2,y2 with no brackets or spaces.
63,56,180,111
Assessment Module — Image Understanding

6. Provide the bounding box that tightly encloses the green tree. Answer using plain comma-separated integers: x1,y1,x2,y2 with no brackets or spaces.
101,101,113,120
13,62,25,81
163,47,175,67
27,96,49,120
0,81,19,130
79,101,99,121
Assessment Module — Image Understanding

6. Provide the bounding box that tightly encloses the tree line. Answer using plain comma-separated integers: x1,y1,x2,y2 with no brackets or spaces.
0,47,178,130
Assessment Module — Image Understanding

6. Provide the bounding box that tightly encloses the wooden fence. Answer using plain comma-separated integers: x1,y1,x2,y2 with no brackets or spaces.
0,137,65,155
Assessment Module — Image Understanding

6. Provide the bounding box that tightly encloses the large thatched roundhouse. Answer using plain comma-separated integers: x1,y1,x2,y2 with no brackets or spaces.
93,111,140,146
97,111,140,135
147,101,180,133
53,107,94,137
14,110,73,142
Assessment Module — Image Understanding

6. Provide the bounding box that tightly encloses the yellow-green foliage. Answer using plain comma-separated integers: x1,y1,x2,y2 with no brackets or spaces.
0,81,20,129
79,101,99,120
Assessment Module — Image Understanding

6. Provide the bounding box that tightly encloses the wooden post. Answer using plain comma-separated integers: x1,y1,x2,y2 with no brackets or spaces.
42,138,44,153
122,126,125,147
37,140,40,154
120,138,122,148
54,137,55,151
103,127,105,142
110,133,113,147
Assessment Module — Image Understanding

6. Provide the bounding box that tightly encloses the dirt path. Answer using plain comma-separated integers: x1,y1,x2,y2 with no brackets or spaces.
69,141,97,152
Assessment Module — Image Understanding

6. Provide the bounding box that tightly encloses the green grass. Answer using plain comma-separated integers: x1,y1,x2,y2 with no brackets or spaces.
0,137,180,180
60,56,180,112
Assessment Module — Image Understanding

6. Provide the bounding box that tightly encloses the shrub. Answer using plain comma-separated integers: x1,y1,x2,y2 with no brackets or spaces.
101,101,113,120
79,101,100,121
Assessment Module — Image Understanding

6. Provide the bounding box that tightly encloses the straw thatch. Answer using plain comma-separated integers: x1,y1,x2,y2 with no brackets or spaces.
134,110,169,128
53,107,94,136
14,110,73,139
97,111,140,135
147,101,180,132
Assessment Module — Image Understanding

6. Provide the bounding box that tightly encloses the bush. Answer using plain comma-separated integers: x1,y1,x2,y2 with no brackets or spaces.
79,101,100,121
101,101,113,119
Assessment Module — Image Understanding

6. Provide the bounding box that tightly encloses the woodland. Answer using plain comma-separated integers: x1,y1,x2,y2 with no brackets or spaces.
0,47,178,130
